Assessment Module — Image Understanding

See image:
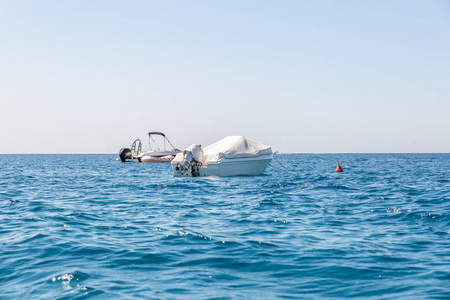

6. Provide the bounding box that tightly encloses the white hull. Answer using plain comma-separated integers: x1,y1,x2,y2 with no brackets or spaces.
138,151,179,158
172,154,272,177
137,151,178,163
140,155,175,163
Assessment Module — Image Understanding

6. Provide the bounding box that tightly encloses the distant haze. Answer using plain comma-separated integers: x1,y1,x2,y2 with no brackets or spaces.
1,1,449,153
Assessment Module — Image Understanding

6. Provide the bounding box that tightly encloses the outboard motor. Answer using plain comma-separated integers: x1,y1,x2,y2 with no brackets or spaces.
176,151,193,174
174,144,204,176
119,148,132,162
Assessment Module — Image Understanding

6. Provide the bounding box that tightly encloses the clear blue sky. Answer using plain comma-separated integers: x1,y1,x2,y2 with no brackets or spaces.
1,0,449,153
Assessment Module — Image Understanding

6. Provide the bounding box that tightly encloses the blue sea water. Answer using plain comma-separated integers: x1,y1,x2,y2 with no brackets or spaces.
0,154,449,299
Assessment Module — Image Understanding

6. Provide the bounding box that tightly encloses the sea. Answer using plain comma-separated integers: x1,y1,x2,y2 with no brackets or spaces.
1,154,449,299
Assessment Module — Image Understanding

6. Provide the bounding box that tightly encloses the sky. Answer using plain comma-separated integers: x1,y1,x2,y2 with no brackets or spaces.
0,0,449,153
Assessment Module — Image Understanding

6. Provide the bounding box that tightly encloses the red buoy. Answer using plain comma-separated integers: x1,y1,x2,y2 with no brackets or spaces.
336,162,343,172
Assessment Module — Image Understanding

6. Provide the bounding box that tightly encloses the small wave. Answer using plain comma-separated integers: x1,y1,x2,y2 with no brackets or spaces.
1,154,450,299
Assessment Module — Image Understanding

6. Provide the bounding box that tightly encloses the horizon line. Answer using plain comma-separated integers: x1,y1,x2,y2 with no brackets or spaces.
1,152,449,155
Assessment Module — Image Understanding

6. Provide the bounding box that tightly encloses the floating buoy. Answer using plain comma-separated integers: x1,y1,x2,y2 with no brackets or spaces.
336,162,343,172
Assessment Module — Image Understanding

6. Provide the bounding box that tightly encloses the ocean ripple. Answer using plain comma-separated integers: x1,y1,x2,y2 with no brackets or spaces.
0,153,449,299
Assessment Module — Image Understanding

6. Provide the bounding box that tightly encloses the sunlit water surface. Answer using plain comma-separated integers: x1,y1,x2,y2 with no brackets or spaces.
1,154,449,299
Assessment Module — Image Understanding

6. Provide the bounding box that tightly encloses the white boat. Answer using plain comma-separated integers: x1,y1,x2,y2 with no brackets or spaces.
119,132,180,163
171,136,273,177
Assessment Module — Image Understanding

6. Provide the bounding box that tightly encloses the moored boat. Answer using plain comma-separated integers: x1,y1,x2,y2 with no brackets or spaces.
171,136,272,177
119,132,180,163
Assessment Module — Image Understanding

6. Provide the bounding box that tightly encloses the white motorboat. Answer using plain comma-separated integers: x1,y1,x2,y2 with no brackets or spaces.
171,136,273,177
119,132,180,163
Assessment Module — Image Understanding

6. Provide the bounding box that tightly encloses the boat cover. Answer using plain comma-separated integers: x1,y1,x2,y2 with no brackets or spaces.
202,136,272,164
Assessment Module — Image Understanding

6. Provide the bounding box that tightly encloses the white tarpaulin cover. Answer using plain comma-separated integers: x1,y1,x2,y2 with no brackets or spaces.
202,136,272,164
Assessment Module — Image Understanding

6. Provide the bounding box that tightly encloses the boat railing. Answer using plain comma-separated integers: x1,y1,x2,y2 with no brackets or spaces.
131,139,142,155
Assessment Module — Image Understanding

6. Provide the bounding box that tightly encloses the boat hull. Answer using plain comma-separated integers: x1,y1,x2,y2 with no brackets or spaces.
140,155,175,163
172,155,272,177
136,151,179,163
